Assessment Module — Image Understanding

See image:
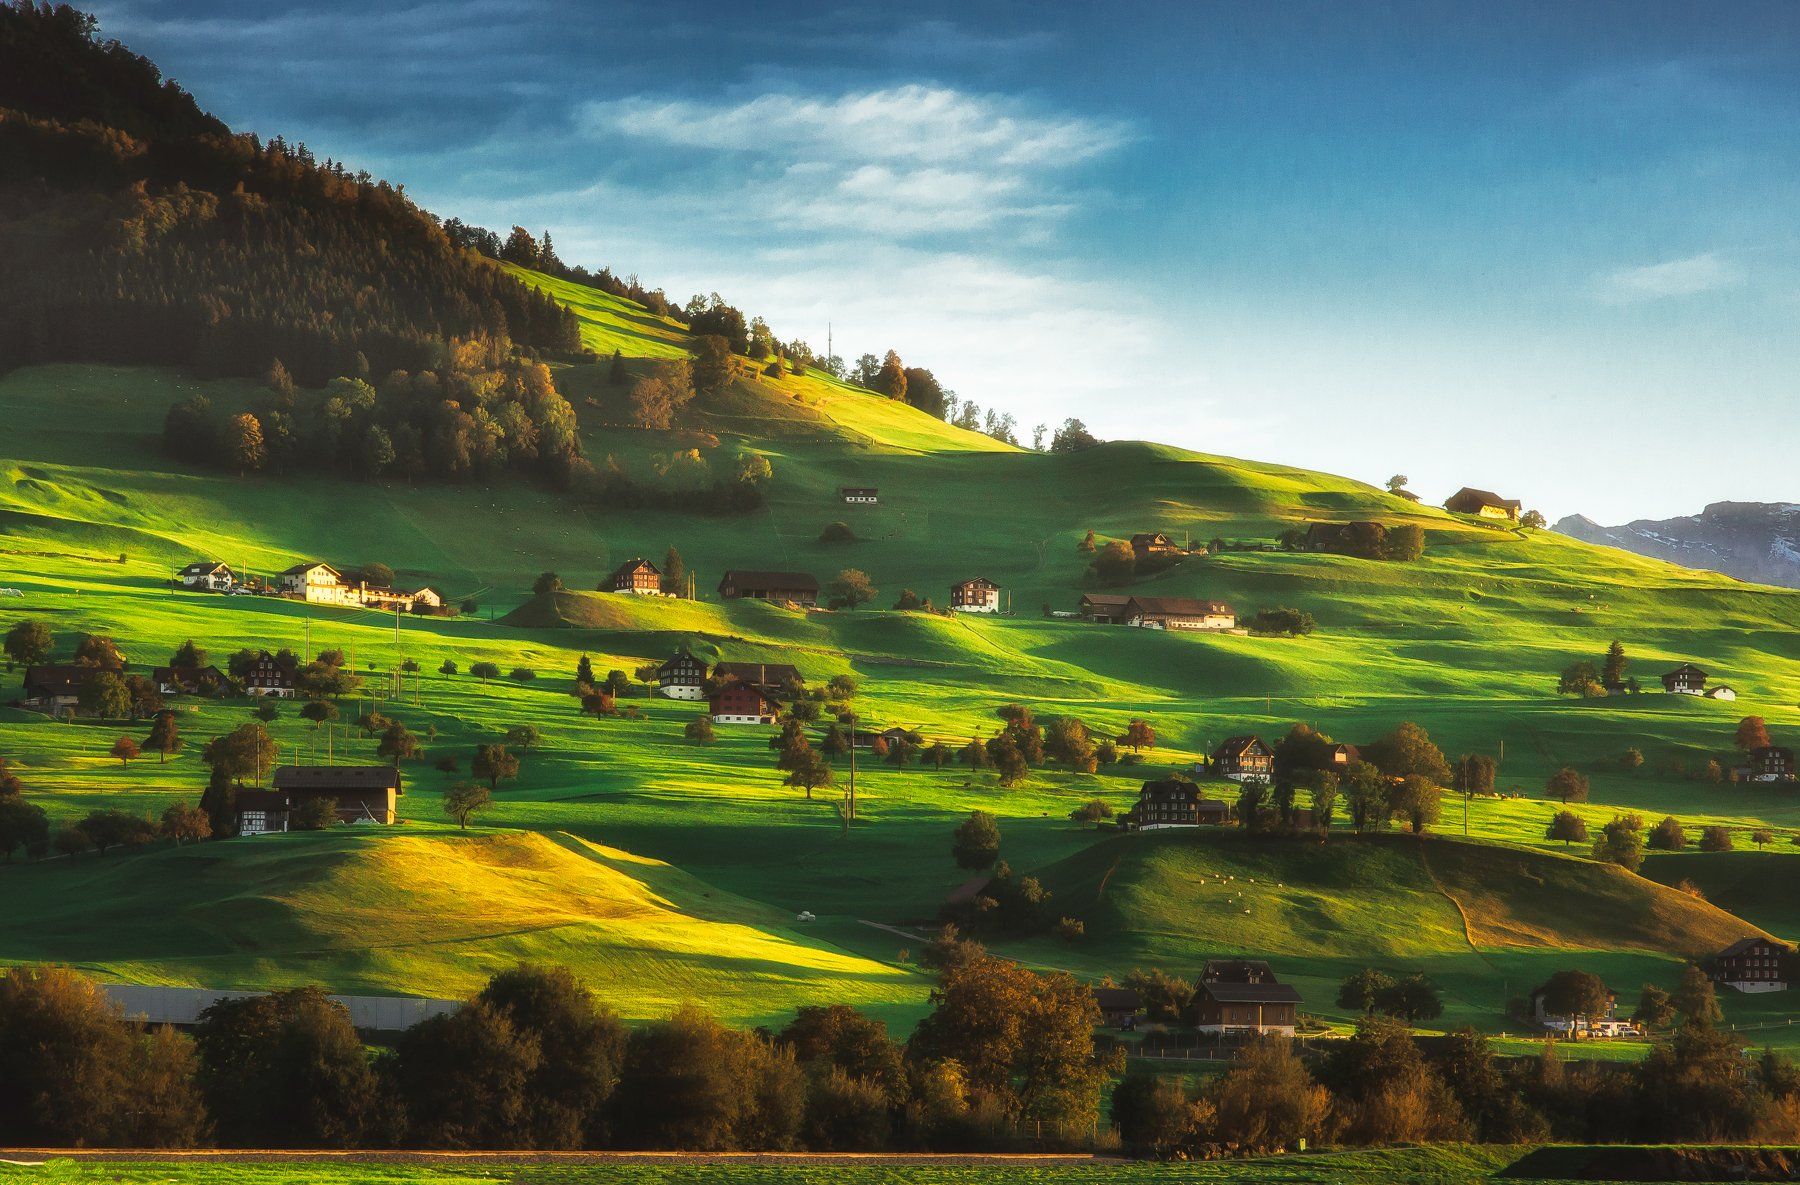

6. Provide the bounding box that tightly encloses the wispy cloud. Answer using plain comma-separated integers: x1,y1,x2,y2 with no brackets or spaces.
1595,252,1743,303
581,85,1130,170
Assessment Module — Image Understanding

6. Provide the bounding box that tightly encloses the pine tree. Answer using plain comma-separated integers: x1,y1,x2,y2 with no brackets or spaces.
1602,640,1627,687
662,546,685,596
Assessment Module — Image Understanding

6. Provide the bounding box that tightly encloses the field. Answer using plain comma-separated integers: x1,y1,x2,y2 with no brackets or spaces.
3,1146,1793,1185
2,266,1799,1039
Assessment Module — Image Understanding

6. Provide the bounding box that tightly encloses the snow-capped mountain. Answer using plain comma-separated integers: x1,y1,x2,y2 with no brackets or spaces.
1556,502,1800,589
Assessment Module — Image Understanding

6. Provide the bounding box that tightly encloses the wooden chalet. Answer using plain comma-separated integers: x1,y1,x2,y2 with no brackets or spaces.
606,557,663,596
841,487,879,505
1212,735,1274,783
1130,532,1181,559
1193,961,1301,1036
1092,987,1143,1029
178,560,234,591
244,651,296,698
1662,663,1708,695
656,650,708,700
1329,743,1360,767
1132,778,1228,829
717,569,819,607
1079,593,1132,623
1748,745,1796,783
1712,937,1792,994
21,664,89,711
270,765,403,825
152,665,226,696
950,577,1001,614
710,683,780,725
1444,487,1521,522
1123,596,1235,632
711,661,802,694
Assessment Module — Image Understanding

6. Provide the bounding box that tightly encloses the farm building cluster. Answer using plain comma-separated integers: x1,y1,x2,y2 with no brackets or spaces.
176,560,443,614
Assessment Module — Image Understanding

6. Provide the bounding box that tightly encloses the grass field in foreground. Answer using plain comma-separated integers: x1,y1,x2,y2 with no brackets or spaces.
3,268,1800,1040
4,1145,1787,1185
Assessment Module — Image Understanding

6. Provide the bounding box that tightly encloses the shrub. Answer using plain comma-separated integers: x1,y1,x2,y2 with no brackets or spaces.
1648,816,1686,851
820,521,856,544
1249,607,1316,636
509,667,536,682
1700,825,1734,852
685,715,715,743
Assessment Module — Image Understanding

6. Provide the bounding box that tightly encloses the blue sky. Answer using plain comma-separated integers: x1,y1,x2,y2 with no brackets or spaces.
93,0,1800,521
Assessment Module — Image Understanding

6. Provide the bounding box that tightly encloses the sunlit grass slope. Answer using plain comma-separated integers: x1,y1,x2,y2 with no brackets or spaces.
0,826,925,1027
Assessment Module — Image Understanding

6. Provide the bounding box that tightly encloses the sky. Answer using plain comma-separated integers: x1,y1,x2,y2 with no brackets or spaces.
91,0,1800,522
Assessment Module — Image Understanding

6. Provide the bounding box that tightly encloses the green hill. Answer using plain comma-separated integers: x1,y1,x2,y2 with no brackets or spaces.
0,826,926,1027
998,830,1758,1032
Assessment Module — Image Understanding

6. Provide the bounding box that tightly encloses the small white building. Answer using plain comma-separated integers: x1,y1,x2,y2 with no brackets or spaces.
178,561,234,591
950,577,1001,614
841,487,879,505
1706,685,1737,702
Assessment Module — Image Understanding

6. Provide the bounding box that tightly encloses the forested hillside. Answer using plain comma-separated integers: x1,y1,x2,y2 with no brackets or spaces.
0,2,577,383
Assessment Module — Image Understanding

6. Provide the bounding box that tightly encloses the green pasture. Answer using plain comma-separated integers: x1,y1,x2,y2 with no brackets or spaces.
1,269,1799,1042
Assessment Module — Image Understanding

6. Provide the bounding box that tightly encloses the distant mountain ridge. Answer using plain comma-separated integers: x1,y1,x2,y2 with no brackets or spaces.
1556,502,1800,589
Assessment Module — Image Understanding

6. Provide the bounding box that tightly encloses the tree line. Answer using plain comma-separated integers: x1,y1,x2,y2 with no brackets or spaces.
0,948,1120,1152
0,4,578,383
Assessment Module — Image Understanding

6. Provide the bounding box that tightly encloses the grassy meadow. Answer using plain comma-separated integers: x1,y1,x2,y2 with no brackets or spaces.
1,266,1799,1039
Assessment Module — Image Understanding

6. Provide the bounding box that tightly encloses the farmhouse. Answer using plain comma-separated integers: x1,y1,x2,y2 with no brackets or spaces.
152,665,225,696
1748,745,1796,783
950,577,1001,614
1444,487,1522,522
277,561,353,605
656,650,708,700
243,651,296,698
712,662,802,694
178,560,234,591
1192,961,1302,1036
1092,987,1143,1030
1131,778,1228,829
1706,685,1738,701
1662,663,1708,695
1123,596,1236,632
20,664,89,711
1079,593,1132,624
841,487,879,505
234,788,291,836
1530,983,1636,1038
359,584,442,612
271,765,403,825
1212,735,1274,783
710,683,780,725
1712,937,1792,994
1130,532,1181,559
1329,743,1360,767
605,557,663,596
717,569,820,607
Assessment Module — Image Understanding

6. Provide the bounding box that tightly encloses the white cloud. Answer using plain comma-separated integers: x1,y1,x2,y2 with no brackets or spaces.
580,85,1129,170
1595,252,1743,303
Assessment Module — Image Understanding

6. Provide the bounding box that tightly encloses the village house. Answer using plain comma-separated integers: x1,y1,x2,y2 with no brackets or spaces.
243,651,296,698
605,557,663,596
1131,778,1229,829
270,765,403,825
1748,745,1796,783
710,682,780,725
711,661,802,695
1130,532,1181,560
277,561,354,605
950,577,1001,614
152,664,226,696
1091,987,1143,1030
1443,487,1522,522
1706,685,1738,701
1530,983,1638,1038
1079,593,1133,624
656,650,708,700
177,560,234,591
20,664,89,712
1123,596,1236,632
1192,960,1302,1036
840,487,879,505
717,569,820,607
1329,743,1360,767
1212,735,1274,783
233,788,292,836
358,584,443,613
1712,937,1792,994
1662,663,1709,695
